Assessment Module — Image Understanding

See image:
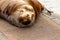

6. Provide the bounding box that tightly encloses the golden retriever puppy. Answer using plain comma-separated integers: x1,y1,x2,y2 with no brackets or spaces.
0,0,51,27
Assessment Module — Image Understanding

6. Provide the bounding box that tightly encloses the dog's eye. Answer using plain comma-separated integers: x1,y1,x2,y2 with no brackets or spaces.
20,10,24,12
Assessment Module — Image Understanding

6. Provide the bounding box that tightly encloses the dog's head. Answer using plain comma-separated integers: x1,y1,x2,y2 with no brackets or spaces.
8,0,44,27
18,4,35,26
10,4,35,27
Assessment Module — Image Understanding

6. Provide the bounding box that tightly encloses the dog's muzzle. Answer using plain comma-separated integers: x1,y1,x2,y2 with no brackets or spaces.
18,12,35,26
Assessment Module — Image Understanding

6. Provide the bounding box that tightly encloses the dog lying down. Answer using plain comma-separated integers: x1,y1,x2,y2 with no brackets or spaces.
0,0,52,27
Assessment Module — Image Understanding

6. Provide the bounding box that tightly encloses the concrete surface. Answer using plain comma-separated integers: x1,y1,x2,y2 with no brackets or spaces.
0,14,60,40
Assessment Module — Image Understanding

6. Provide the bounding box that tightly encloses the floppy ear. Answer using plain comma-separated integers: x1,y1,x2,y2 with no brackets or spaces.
27,0,44,17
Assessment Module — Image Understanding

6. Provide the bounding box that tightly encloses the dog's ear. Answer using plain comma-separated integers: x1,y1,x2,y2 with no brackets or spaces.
27,0,44,13
27,0,44,17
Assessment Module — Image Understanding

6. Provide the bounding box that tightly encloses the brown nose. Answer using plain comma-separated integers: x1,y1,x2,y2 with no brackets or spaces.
18,18,31,25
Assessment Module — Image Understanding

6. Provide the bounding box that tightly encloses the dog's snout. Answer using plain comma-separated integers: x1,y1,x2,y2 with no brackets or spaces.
18,18,31,25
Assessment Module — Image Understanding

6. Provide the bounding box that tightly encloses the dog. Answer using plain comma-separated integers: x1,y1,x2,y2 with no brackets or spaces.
0,0,52,27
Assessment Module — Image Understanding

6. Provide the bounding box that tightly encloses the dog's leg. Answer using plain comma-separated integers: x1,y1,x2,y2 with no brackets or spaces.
42,7,53,15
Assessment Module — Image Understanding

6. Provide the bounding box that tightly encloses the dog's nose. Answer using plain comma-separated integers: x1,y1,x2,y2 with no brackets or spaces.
22,21,31,25
18,18,31,25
